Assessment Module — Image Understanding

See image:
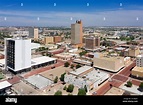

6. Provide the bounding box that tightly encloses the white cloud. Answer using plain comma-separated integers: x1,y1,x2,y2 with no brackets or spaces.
0,10,143,26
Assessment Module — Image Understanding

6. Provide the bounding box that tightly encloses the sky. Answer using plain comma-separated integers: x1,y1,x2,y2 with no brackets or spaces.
0,0,143,27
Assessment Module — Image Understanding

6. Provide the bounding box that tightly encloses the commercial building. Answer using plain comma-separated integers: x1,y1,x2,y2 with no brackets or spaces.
29,27,39,39
93,53,125,72
73,59,92,66
31,56,57,69
54,36,62,43
64,66,109,91
0,81,12,94
71,20,83,47
124,46,140,57
5,37,31,74
131,55,143,79
25,74,53,89
5,37,57,74
54,53,74,61
11,30,29,37
136,55,143,67
85,36,100,50
131,66,143,79
44,36,54,44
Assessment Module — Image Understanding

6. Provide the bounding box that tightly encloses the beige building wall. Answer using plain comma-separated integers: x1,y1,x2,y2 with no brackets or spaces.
71,20,83,45
128,47,140,57
132,70,143,77
94,57,124,72
34,28,39,39
44,37,54,44
131,66,143,78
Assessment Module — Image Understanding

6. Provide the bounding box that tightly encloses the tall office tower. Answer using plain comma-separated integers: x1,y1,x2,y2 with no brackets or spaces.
95,36,100,47
85,36,100,50
5,37,31,73
28,27,39,39
71,20,83,46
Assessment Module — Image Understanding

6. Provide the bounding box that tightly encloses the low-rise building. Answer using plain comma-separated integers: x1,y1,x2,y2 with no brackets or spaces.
94,53,125,72
54,53,74,61
124,46,140,57
54,36,62,43
64,66,109,91
44,36,54,44
131,66,143,78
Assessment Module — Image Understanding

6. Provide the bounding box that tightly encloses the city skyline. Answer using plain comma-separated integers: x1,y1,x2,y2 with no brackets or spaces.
0,0,143,26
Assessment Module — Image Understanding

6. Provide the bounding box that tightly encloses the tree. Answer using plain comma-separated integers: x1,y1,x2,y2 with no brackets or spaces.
103,38,106,41
60,73,66,82
67,84,74,93
139,82,143,91
76,64,81,69
63,85,67,90
70,64,74,69
54,90,62,95
54,76,58,83
84,85,88,93
78,88,86,95
64,62,70,67
126,81,132,87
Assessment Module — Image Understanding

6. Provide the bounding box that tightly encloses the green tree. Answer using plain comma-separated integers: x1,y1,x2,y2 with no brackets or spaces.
70,64,74,69
54,76,58,83
78,88,86,95
60,73,66,82
63,85,67,90
84,85,88,93
139,82,143,89
76,64,81,69
54,90,62,95
126,81,132,87
64,62,70,67
67,84,74,93
103,38,106,41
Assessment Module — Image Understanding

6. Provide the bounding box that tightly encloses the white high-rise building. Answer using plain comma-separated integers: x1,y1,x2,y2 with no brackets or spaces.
5,37,31,73
136,55,143,67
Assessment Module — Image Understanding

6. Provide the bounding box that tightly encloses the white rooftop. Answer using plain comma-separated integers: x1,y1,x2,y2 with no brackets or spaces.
31,56,57,66
0,59,5,65
31,43,41,49
70,66,92,76
137,55,143,58
85,70,109,82
25,75,53,89
0,81,12,90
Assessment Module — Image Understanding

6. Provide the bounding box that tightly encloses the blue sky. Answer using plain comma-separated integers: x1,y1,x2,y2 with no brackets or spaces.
0,0,143,26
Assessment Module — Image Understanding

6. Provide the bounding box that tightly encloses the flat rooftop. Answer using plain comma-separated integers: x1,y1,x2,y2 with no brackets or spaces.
96,55,124,62
31,43,41,49
12,81,40,95
25,75,53,89
132,66,143,73
70,66,93,76
73,59,92,65
85,70,109,82
31,56,57,66
0,81,12,90
104,87,125,95
55,53,73,58
0,59,5,65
